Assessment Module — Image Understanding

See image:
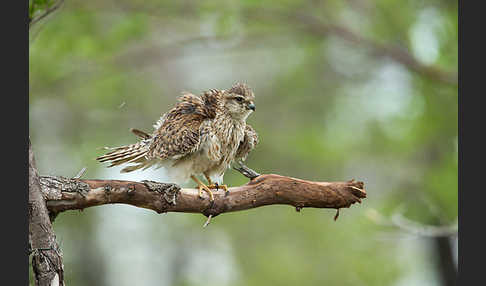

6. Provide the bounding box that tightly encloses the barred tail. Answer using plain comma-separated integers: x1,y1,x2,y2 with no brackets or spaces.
96,140,153,173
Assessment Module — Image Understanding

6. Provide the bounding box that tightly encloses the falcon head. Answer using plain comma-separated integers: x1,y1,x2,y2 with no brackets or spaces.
223,82,256,121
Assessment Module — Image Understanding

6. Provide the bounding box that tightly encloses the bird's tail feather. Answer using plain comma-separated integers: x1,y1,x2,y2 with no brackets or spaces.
96,140,153,172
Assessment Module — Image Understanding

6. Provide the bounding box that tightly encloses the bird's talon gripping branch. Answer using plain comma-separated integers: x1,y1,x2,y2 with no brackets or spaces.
208,182,219,190
204,173,229,195
207,183,229,194
220,184,229,196
199,185,214,201
192,175,215,201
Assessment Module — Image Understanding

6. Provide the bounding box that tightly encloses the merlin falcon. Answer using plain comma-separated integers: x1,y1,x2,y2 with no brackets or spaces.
96,82,259,201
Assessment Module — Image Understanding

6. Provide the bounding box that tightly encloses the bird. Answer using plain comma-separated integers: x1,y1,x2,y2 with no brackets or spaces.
96,82,259,201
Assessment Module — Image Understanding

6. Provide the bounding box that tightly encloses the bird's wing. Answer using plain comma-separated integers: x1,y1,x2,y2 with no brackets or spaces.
130,128,151,139
147,91,219,160
235,124,259,161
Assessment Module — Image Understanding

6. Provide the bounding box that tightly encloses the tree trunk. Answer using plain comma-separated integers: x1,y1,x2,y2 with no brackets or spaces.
29,139,64,286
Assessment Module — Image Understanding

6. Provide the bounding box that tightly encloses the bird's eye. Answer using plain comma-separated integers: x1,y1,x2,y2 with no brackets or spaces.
235,96,244,102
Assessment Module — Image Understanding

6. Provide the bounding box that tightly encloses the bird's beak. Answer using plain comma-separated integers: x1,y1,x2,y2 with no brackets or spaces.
247,102,256,111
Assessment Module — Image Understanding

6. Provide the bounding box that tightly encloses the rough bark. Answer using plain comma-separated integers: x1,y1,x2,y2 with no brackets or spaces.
40,174,366,220
29,139,64,286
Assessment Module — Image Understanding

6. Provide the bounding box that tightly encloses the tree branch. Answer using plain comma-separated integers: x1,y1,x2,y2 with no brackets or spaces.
29,0,64,30
366,208,458,238
390,212,458,238
40,174,366,221
29,139,64,286
246,8,457,85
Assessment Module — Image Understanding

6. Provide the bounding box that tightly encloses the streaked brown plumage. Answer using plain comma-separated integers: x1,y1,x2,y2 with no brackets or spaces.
96,82,258,200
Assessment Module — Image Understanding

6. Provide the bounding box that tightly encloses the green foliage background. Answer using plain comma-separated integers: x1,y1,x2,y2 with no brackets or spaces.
29,0,457,285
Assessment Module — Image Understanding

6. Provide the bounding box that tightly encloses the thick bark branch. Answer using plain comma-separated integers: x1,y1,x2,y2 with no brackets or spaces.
40,174,366,220
29,139,64,286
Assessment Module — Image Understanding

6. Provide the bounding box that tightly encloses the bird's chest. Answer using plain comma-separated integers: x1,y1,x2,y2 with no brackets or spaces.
213,117,245,161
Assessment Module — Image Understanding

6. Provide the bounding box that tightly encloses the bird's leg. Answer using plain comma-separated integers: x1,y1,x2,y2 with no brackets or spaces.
191,175,214,201
204,173,229,194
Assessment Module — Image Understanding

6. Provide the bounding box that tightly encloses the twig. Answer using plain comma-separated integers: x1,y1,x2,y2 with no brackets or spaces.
390,212,457,238
73,167,87,179
29,0,65,30
203,214,213,228
233,161,261,179
334,209,340,221
244,8,457,85
366,208,457,238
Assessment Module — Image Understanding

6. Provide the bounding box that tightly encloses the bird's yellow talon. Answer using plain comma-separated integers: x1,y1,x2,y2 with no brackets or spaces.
204,173,229,194
192,175,215,201
207,183,229,192
198,184,214,201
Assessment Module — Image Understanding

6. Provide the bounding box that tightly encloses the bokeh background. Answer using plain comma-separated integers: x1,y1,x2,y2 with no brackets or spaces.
29,0,458,285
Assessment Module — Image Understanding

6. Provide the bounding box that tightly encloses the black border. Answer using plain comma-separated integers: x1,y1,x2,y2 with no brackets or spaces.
5,0,29,284
458,0,481,285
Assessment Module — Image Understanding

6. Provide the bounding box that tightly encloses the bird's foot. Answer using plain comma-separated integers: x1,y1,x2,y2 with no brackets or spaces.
197,183,215,202
208,183,229,196
191,175,215,202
